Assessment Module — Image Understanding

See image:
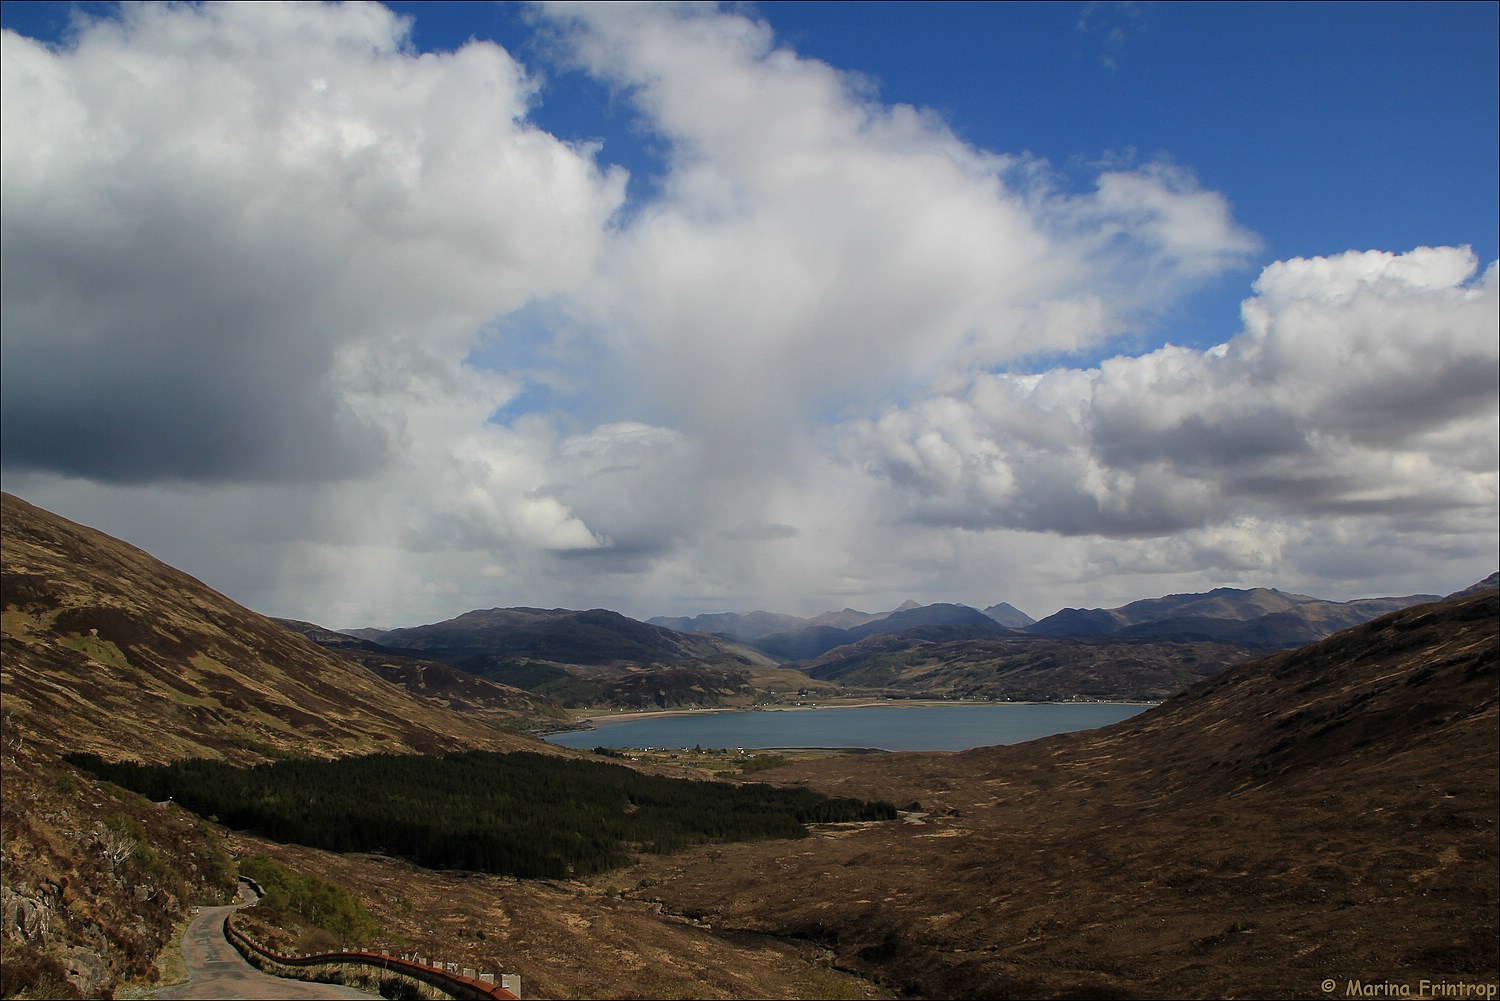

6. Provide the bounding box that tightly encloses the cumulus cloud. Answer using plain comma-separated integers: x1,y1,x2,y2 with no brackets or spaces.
1,3,1493,625
544,2,1257,433
846,246,1498,539
1,1,623,486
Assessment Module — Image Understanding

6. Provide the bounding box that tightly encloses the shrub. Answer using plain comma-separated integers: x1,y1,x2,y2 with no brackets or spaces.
239,854,379,944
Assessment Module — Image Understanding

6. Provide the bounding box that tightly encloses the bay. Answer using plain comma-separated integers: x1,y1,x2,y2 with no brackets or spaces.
543,702,1149,753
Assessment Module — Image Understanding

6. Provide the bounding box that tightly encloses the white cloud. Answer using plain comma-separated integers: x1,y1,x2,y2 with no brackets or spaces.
2,3,1494,626
546,2,1258,431
2,1,623,488
846,246,1497,547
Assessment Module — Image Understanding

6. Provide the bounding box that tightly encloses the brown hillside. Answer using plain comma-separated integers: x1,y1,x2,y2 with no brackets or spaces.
605,590,1499,998
1,491,550,765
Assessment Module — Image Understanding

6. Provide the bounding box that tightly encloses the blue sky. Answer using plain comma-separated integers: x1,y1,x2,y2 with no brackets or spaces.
2,2,1496,625
368,2,1498,354
371,1,1500,351
7,1,1494,268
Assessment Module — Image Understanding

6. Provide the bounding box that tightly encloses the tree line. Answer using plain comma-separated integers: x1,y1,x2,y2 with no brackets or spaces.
66,749,895,879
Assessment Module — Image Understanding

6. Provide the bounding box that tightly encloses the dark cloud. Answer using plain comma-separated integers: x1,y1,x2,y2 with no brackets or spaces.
0,271,385,482
718,522,801,542
1,4,620,489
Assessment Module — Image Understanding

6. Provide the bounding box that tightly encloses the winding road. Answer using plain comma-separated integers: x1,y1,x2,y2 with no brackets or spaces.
151,885,380,1001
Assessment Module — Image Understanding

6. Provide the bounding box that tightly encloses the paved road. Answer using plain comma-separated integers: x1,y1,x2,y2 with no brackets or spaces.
152,889,380,1001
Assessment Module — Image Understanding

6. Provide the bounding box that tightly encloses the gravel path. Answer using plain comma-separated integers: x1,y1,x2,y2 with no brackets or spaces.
151,888,380,1001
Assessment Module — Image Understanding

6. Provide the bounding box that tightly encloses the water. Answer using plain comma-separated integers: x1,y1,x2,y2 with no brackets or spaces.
543,702,1149,753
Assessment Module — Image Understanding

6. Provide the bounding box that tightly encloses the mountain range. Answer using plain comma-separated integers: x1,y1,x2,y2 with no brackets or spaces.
652,586,1442,653
650,599,1035,640
320,579,1458,709
1025,585,1443,646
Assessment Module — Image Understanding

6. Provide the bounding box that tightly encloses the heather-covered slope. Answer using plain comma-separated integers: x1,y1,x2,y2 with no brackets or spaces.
0,492,548,765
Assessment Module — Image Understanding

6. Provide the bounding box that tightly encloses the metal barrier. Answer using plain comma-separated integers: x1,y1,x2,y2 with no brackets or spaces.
224,912,519,1000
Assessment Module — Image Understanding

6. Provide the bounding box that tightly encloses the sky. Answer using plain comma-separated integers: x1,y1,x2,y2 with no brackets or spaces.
2,1,1496,627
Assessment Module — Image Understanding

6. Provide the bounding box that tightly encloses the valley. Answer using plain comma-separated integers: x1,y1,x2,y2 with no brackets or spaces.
2,490,1495,1000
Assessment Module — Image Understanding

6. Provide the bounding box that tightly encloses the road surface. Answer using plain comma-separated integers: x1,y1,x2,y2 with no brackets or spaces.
152,886,380,1000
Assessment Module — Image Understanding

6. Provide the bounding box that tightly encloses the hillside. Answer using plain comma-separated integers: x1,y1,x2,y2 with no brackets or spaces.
651,600,1038,645
653,600,1038,642
610,588,1499,998
746,602,1017,662
365,606,739,665
796,632,1251,700
647,609,813,641
352,605,780,709
0,492,567,997
0,492,551,765
979,601,1035,627
0,494,887,1000
273,618,570,722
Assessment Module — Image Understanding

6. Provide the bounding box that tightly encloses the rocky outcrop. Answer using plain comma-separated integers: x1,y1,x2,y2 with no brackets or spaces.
3,883,57,945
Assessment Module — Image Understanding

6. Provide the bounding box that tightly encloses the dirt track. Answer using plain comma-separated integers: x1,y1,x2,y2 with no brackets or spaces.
151,890,379,1001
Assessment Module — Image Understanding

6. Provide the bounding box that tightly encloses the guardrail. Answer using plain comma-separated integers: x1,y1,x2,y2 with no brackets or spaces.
224,912,519,1000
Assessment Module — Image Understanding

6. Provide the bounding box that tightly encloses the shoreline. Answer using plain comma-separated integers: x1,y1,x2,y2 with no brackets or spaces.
564,697,1158,730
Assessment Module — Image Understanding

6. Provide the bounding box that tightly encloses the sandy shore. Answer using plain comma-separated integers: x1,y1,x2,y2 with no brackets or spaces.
567,698,1153,728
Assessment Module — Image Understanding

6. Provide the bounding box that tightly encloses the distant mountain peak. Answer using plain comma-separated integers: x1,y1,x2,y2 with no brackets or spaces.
981,602,1036,628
